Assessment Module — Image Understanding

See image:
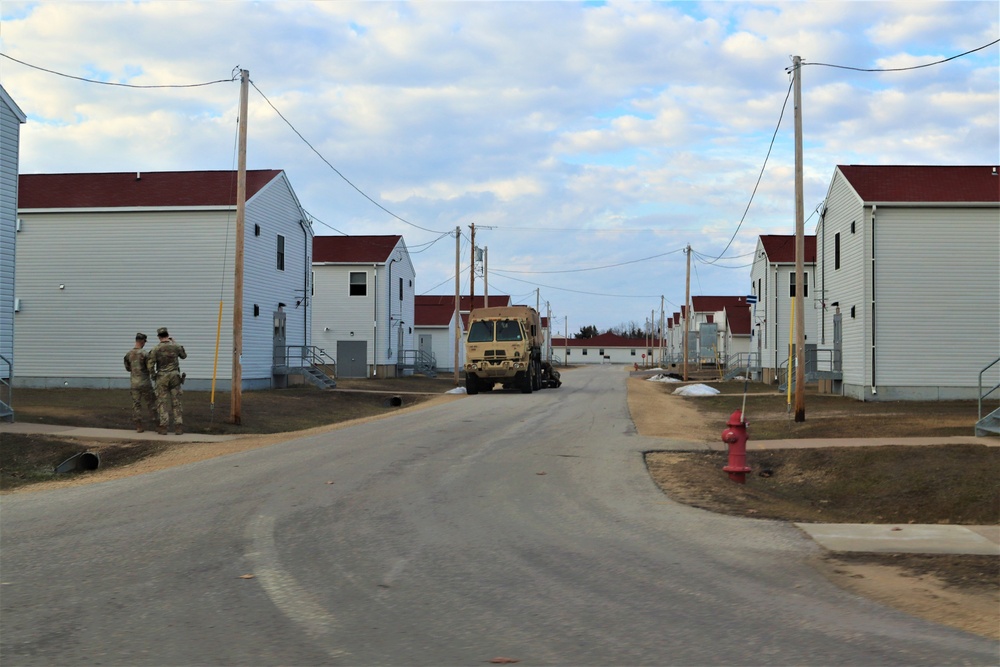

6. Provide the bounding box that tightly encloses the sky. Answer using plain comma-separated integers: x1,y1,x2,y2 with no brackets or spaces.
1,1,997,335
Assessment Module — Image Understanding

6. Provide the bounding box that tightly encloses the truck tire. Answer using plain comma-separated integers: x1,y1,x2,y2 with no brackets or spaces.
466,375,479,395
520,370,533,394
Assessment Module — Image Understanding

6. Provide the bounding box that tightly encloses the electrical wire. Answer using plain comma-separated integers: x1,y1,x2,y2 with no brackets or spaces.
0,52,235,88
249,80,449,236
492,247,685,274
488,272,660,299
699,77,794,265
798,38,999,73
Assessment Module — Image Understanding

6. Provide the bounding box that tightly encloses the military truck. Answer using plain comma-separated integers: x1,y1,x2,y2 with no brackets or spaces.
464,305,561,394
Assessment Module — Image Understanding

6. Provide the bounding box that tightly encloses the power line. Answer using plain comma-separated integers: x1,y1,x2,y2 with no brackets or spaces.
249,79,450,236
489,272,660,299
798,38,999,73
700,76,794,265
0,52,235,88
492,247,685,275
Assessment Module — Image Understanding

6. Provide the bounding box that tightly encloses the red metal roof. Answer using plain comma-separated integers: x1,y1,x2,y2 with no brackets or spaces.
758,235,817,263
691,295,748,312
724,305,751,336
313,235,402,263
838,165,1000,203
18,170,283,209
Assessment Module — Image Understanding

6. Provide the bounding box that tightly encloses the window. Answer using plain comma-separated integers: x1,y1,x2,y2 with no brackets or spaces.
495,320,523,342
276,235,285,271
582,348,588,356
834,233,841,270
311,270,315,296
599,349,605,355
789,272,809,297
399,277,403,301
349,271,367,296
631,349,636,356
468,321,494,343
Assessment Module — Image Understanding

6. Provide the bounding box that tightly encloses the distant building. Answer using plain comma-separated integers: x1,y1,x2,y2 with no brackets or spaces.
311,235,415,378
749,235,818,384
815,165,999,400
551,332,651,365
415,295,512,373
15,170,313,390
1,85,26,420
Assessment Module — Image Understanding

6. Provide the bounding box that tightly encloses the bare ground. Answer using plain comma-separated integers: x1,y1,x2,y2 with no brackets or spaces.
629,375,999,640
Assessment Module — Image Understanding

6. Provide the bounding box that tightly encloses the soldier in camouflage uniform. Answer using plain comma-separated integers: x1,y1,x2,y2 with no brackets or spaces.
124,332,157,432
146,327,187,435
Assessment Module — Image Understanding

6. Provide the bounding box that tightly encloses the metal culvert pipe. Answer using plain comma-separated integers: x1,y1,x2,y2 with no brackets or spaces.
384,396,403,407
54,451,101,474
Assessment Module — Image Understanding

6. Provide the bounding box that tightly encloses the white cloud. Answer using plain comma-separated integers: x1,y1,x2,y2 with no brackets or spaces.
2,0,997,331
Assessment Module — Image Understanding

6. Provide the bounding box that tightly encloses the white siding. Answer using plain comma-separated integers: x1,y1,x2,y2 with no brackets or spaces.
1,87,25,372
13,172,311,389
311,237,417,376
874,206,1000,392
312,265,377,369
242,175,312,383
816,170,868,394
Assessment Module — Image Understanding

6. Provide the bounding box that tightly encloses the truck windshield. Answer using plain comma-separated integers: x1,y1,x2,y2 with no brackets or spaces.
468,321,494,343
495,320,523,341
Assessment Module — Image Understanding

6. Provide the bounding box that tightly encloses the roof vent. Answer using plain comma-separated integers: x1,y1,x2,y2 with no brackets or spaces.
993,167,998,176
136,171,141,180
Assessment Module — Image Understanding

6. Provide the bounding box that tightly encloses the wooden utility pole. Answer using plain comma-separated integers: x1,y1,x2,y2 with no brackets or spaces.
469,222,476,304
483,247,488,305
683,244,691,381
793,55,806,422
454,226,461,385
231,68,248,424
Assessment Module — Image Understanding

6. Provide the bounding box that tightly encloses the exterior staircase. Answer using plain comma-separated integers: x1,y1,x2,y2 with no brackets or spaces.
976,357,1000,436
1,353,12,422
274,345,337,390
397,349,437,377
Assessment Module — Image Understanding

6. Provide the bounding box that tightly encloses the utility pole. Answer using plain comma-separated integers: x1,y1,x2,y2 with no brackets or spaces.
659,296,665,365
483,246,488,305
469,222,476,304
454,226,461,385
683,244,691,381
793,55,806,422
231,68,248,425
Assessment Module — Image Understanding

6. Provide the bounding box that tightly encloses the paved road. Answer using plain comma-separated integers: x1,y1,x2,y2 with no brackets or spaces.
1,366,995,666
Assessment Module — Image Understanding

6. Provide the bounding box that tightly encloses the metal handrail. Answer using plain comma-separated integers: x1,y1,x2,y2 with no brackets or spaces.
397,348,436,370
979,356,1000,422
277,345,337,377
0,352,12,421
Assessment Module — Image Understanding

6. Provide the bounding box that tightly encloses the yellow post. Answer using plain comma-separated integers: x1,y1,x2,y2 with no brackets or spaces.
786,296,795,410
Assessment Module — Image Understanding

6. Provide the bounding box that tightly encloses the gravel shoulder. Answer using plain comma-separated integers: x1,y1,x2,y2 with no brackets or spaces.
627,374,998,640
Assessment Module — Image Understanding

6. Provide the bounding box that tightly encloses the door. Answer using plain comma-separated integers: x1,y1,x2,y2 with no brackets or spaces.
272,310,286,368
419,334,432,359
337,340,368,378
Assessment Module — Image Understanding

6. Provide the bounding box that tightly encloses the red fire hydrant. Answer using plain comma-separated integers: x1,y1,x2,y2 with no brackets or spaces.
721,409,751,484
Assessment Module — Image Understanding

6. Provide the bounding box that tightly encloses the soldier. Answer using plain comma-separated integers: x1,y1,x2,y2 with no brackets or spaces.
123,332,157,432
146,327,187,435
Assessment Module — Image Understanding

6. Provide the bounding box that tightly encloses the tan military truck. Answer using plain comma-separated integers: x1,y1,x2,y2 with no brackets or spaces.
464,305,560,394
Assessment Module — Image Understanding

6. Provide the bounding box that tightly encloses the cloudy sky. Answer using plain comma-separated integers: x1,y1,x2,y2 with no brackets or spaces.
2,1,997,334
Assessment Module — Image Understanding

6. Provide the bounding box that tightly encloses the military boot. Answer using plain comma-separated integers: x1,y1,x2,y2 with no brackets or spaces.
156,425,167,435
134,420,144,433
175,425,184,435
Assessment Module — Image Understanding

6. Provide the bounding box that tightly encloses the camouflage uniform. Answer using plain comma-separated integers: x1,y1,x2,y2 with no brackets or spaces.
147,328,187,434
124,336,157,430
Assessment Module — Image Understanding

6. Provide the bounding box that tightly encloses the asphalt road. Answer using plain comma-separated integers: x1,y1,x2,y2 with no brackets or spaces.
1,365,995,666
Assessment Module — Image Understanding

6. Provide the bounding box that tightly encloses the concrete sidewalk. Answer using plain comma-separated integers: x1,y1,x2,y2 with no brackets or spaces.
3,420,998,557
0,421,238,443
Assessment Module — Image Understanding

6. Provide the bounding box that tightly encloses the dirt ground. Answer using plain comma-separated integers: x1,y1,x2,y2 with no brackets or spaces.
628,375,999,640
3,372,997,639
